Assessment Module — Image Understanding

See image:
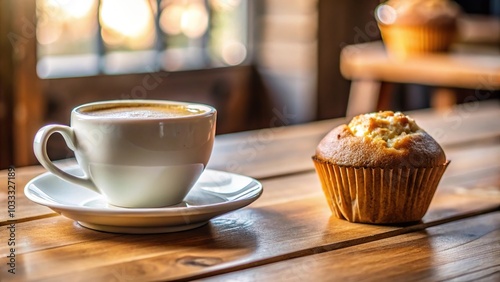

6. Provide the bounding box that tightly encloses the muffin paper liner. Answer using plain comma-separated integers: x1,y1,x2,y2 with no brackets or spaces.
312,157,450,224
378,24,456,60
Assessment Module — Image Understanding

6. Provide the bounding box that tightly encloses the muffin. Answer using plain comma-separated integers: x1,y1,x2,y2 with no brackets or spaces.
312,111,449,224
375,0,461,59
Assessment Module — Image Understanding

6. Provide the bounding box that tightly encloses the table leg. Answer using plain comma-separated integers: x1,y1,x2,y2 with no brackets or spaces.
346,80,380,116
431,87,457,112
377,82,395,111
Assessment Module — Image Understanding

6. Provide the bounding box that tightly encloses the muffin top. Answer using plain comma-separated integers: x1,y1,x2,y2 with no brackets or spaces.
315,111,446,168
375,0,460,26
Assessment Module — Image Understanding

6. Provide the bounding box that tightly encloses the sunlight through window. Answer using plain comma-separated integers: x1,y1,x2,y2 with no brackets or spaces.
36,0,249,78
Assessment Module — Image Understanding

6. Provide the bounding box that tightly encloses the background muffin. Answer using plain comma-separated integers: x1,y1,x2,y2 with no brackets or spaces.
312,111,449,224
375,0,461,59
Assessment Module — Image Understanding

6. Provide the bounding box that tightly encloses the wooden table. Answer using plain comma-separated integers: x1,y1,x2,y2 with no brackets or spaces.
1,101,500,281
340,41,500,116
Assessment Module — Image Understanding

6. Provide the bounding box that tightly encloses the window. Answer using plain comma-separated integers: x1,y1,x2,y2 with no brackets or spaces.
36,0,249,78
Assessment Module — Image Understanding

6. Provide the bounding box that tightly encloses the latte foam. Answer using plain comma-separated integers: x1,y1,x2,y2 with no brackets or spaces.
82,105,204,119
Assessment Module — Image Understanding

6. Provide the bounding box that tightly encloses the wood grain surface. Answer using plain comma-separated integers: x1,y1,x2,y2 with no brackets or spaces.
0,101,498,281
203,212,500,282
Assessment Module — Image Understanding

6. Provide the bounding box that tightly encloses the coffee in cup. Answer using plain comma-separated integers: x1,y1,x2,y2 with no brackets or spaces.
82,104,204,118
33,100,217,208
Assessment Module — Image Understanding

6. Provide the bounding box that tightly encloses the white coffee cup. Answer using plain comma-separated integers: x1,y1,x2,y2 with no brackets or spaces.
33,100,217,208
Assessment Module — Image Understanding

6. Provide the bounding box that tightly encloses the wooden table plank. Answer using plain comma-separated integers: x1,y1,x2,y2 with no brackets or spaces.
0,166,54,223
409,101,500,147
1,157,498,281
202,212,500,282
1,193,498,281
208,101,500,179
0,163,77,223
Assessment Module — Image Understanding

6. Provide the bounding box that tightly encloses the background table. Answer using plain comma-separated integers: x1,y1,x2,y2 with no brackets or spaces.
340,41,500,116
1,101,499,281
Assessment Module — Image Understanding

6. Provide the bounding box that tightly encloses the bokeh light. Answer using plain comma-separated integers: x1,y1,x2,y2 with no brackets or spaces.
221,41,247,65
36,22,62,45
181,3,209,38
53,0,95,19
160,3,184,35
159,1,209,39
100,0,155,49
36,0,248,78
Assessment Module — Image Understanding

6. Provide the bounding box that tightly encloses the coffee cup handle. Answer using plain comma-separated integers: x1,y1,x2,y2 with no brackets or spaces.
33,125,99,193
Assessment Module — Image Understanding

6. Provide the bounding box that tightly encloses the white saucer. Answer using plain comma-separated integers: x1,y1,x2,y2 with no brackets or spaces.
25,166,263,234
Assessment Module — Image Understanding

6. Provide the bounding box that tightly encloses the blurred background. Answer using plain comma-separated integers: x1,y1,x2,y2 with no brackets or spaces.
0,0,499,168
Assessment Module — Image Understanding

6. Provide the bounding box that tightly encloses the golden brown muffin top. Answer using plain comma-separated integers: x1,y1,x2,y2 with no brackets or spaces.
375,0,460,26
315,111,446,168
348,111,421,147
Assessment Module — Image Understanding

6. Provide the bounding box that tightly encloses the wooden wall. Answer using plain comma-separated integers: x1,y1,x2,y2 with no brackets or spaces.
256,0,318,124
0,1,14,168
0,0,44,168
317,0,381,119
